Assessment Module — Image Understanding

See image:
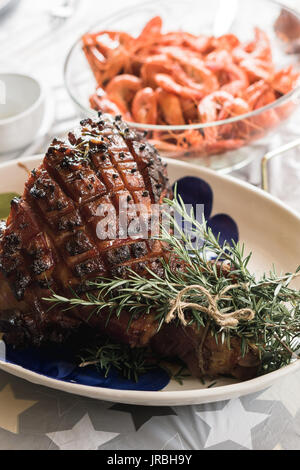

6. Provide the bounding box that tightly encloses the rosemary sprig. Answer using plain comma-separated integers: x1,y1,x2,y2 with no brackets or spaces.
78,340,193,384
44,191,300,376
78,341,157,382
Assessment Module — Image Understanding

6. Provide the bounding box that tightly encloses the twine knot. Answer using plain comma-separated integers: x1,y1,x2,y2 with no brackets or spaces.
166,284,255,328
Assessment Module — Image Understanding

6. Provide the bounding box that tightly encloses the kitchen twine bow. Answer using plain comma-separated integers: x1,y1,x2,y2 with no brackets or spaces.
166,284,255,328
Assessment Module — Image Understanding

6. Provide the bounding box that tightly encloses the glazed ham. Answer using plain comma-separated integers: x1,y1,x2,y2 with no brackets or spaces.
0,115,170,346
0,115,259,380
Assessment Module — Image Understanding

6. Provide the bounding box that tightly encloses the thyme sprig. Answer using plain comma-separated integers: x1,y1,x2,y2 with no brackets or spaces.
44,191,300,376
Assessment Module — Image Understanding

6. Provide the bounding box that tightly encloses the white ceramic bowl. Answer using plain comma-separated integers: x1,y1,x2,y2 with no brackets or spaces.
0,73,45,154
0,155,299,406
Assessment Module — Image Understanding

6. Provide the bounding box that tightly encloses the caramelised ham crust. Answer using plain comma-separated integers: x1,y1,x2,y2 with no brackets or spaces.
0,115,170,347
0,114,259,380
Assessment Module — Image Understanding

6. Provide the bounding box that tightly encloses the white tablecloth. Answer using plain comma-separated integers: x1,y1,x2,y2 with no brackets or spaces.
0,0,299,451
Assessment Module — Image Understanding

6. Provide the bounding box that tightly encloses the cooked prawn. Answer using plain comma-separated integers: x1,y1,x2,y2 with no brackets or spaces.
242,80,270,109
206,61,249,96
132,87,157,124
180,97,199,123
213,34,240,52
198,91,235,122
247,27,273,62
233,27,272,63
151,128,204,154
141,55,173,88
148,139,181,154
205,138,245,154
271,66,300,95
173,129,204,149
205,49,232,70
156,88,185,125
136,16,162,42
154,73,203,100
218,97,251,138
159,32,213,54
89,92,124,117
198,91,235,141
165,49,219,94
106,74,142,119
82,31,134,85
239,58,274,83
83,16,299,157
246,86,280,133
198,91,250,140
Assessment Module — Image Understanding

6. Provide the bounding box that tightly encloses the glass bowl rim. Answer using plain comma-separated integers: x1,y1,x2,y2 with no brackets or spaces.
64,0,300,132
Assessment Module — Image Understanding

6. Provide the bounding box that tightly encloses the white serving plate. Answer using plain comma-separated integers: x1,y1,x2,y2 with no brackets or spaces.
0,74,46,154
0,155,299,406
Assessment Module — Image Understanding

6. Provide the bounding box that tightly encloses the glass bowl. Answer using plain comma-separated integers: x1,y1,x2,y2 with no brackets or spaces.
64,0,300,173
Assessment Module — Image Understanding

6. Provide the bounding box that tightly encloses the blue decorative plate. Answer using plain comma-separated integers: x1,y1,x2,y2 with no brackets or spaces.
0,155,299,405
2,175,238,392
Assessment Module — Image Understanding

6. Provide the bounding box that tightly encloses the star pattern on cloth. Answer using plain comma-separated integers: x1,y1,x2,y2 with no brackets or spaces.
196,398,269,449
0,384,37,434
257,370,300,418
110,404,177,431
162,433,185,450
47,413,119,450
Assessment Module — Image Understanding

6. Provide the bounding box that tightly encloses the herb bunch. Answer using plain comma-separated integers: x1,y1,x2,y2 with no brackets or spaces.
45,190,300,377
78,341,157,382
78,340,194,384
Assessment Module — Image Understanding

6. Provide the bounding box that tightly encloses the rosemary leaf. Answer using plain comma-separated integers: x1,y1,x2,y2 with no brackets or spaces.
44,192,300,377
